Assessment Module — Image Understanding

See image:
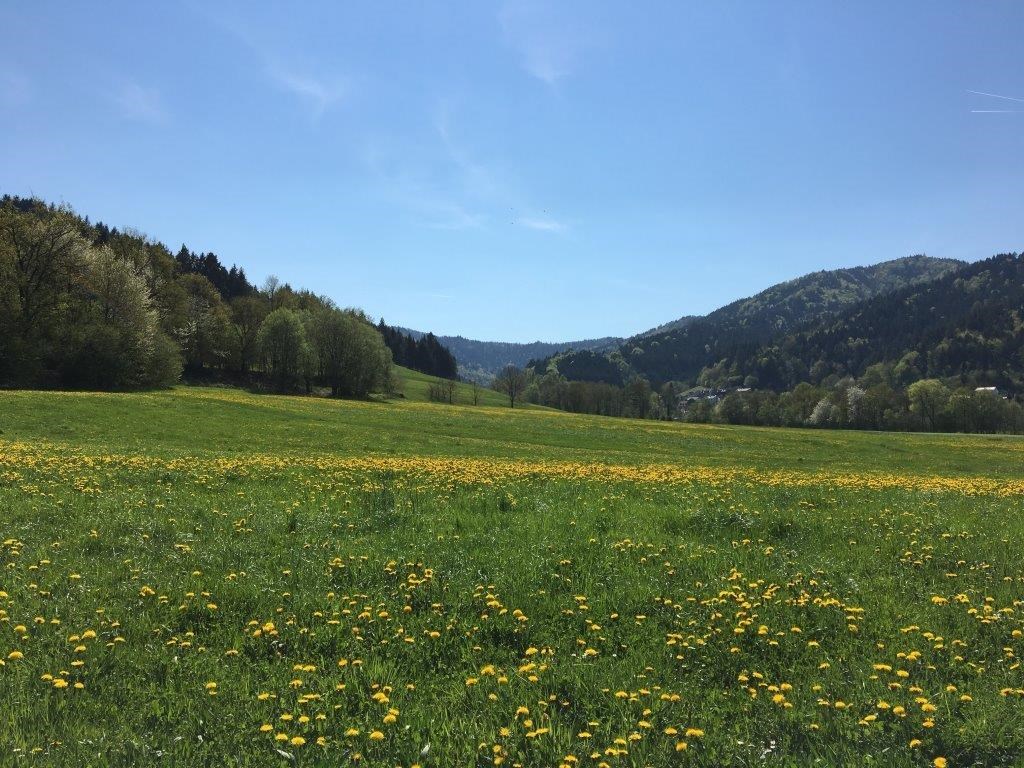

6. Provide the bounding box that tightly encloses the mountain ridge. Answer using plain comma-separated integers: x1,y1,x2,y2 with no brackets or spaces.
405,256,966,382
704,251,1024,391
539,255,966,385
396,329,622,383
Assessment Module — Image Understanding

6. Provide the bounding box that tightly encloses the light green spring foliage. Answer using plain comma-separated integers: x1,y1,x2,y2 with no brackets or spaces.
1,387,1022,767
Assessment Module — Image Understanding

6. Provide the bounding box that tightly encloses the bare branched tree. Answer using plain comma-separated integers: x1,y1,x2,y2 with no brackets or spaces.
493,364,527,408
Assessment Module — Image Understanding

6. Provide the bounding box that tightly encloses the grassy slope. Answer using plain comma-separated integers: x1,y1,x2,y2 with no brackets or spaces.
390,365,516,408
1,387,1023,767
0,384,1020,477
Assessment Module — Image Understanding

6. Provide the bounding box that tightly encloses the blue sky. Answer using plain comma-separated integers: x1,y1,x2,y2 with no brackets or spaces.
3,2,1023,342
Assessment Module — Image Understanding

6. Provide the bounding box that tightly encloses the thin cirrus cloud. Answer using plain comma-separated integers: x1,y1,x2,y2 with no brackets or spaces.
498,0,588,86
517,215,567,233
968,89,1023,114
362,143,487,232
112,82,166,123
424,200,487,231
967,90,1024,102
434,102,568,234
195,5,347,121
361,107,500,232
433,103,501,201
267,65,346,119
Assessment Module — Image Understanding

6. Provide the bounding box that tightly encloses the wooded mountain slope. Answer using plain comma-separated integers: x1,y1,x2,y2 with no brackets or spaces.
547,255,966,385
708,252,1024,391
399,329,620,382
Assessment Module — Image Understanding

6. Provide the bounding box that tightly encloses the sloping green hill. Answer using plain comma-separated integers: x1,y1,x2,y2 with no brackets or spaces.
398,330,622,383
547,255,965,385
391,365,522,407
1,387,1022,766
712,252,1024,390
1,384,1020,475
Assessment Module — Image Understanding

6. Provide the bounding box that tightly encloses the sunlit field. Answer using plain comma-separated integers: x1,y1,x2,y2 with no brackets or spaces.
2,386,1023,767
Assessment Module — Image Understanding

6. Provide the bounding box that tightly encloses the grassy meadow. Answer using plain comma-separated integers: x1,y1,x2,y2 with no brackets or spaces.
1,381,1023,767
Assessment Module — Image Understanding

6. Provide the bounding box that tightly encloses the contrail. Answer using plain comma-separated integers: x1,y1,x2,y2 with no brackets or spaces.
970,109,1022,113
967,89,1024,102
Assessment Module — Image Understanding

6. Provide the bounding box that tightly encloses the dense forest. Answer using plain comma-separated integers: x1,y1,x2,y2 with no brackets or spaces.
0,197,449,395
399,329,620,383
377,322,458,380
518,361,1024,433
524,253,1024,433
699,252,1024,392
680,379,1024,434
544,255,964,386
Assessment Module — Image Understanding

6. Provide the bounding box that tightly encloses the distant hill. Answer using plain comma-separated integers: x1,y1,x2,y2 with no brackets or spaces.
708,252,1024,391
632,315,700,339
543,255,965,385
377,322,458,380
398,329,621,383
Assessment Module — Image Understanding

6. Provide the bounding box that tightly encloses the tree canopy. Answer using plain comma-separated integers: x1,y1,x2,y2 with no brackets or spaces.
0,196,442,398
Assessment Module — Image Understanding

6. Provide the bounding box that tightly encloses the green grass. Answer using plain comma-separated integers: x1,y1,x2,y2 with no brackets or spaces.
390,365,518,408
0,386,1022,767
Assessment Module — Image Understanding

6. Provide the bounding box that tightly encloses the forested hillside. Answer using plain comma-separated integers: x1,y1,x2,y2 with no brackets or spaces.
706,252,1024,391
547,255,964,385
520,252,1024,434
399,329,620,382
0,197,446,395
377,322,458,380
7,195,1020,435
633,314,700,339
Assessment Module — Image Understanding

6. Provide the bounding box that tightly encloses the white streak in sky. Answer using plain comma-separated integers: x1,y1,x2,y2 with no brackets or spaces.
967,90,1024,102
500,1,589,87
518,216,567,233
267,66,346,118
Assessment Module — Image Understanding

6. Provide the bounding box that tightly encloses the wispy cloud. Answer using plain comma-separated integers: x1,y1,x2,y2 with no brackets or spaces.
436,103,568,234
967,90,1024,114
112,82,166,123
268,66,346,118
517,215,566,233
358,104,499,231
362,143,487,231
967,90,1024,103
362,102,573,234
196,5,347,121
362,100,568,233
433,102,499,199
499,1,588,86
424,201,487,231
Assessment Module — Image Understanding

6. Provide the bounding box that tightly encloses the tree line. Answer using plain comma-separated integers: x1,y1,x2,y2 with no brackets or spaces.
492,363,678,418
377,322,458,380
514,357,1024,434
682,377,1024,434
0,197,453,396
523,253,1024,434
